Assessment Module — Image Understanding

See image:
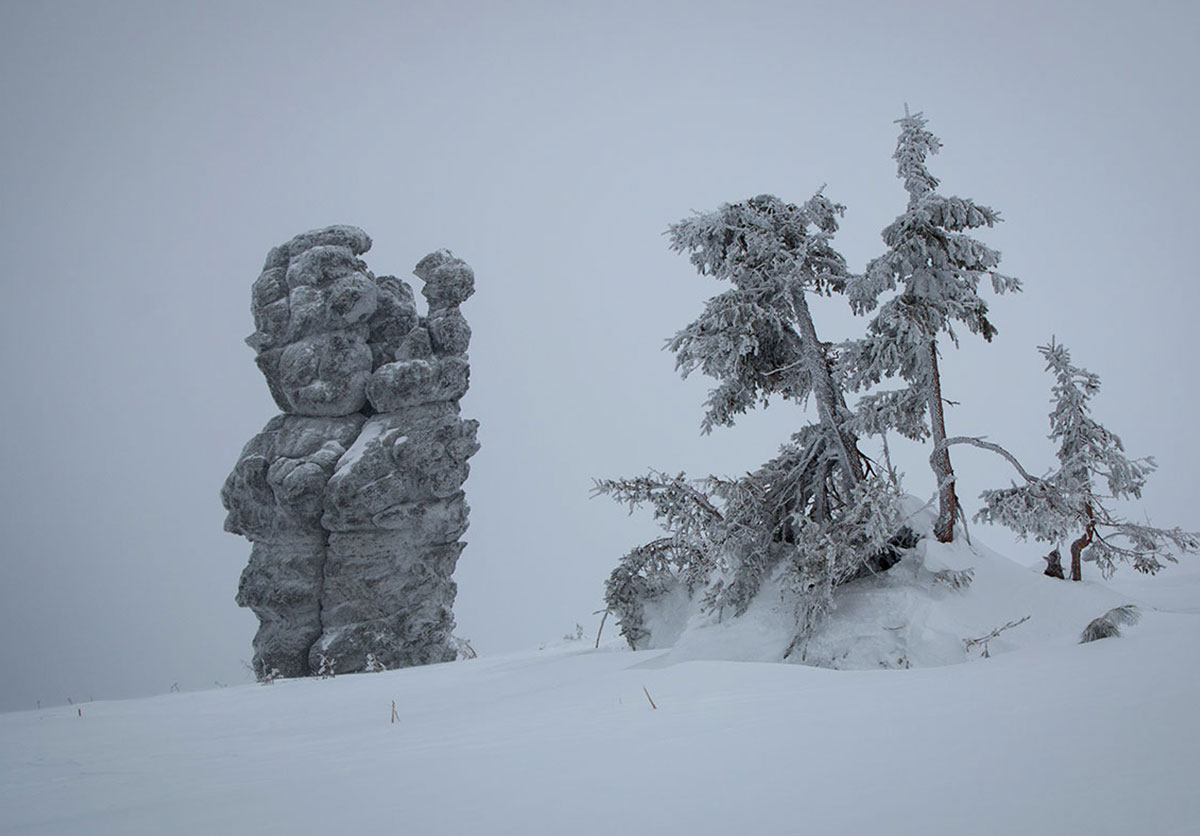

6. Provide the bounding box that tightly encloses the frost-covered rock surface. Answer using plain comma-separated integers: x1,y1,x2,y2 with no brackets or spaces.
222,226,479,678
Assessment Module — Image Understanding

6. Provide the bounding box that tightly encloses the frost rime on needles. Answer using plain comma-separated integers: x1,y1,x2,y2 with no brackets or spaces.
597,109,1197,661
598,194,911,650
842,108,1020,542
975,340,1198,580
1080,605,1141,643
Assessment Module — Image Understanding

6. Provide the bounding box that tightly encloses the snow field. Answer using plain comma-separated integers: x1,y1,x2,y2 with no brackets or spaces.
3,559,1198,836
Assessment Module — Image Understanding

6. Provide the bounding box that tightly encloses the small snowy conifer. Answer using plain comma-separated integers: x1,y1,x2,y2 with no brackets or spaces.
1080,605,1141,643
975,340,1198,579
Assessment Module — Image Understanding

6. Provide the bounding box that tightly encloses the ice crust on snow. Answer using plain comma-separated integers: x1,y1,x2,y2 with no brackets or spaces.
222,227,479,678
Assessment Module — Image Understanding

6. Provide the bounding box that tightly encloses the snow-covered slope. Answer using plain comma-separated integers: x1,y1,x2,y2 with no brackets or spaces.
3,561,1198,836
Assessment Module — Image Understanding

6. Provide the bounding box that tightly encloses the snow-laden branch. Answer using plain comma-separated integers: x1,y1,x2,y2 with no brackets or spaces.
934,436,1042,484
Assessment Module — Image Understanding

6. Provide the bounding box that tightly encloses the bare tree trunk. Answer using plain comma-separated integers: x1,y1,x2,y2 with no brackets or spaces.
926,339,959,543
789,286,864,501
1070,504,1095,582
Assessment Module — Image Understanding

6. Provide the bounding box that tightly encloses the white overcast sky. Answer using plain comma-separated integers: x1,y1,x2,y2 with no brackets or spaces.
1,0,1197,711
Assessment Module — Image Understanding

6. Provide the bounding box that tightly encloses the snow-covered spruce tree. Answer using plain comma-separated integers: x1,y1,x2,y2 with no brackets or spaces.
597,193,909,648
975,340,1198,580
843,109,1020,543
666,193,865,500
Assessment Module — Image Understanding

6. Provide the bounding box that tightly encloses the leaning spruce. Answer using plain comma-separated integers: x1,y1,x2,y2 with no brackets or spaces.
222,225,479,678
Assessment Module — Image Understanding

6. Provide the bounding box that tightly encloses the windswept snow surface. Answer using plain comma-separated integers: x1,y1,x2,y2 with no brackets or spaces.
4,567,1200,835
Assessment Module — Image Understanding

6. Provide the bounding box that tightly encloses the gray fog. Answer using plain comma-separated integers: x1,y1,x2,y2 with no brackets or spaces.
2,0,1197,712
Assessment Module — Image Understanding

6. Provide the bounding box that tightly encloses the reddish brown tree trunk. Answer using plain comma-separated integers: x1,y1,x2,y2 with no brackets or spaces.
1070,504,1096,581
927,340,958,543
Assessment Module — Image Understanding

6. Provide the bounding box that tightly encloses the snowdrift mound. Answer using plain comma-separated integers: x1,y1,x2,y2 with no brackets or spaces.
637,499,1169,669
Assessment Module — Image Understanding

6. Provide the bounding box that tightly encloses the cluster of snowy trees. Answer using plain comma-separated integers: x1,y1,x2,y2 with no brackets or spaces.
597,108,1196,649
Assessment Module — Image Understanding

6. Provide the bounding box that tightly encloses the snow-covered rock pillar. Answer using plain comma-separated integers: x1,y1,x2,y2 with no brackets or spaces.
221,227,478,678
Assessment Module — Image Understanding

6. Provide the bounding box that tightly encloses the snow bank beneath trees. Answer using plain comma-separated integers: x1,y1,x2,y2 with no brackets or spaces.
640,499,1166,670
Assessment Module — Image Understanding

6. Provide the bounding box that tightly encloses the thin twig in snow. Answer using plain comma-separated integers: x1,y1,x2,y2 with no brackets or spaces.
963,615,1031,658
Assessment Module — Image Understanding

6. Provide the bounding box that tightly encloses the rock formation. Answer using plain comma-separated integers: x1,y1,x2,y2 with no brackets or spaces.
222,226,479,678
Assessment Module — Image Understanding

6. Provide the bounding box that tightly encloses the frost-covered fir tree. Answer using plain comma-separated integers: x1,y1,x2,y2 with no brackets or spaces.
976,340,1198,580
667,192,867,508
598,194,908,648
844,108,1020,543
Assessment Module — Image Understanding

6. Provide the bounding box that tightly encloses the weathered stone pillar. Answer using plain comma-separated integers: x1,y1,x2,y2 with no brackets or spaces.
221,226,478,678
